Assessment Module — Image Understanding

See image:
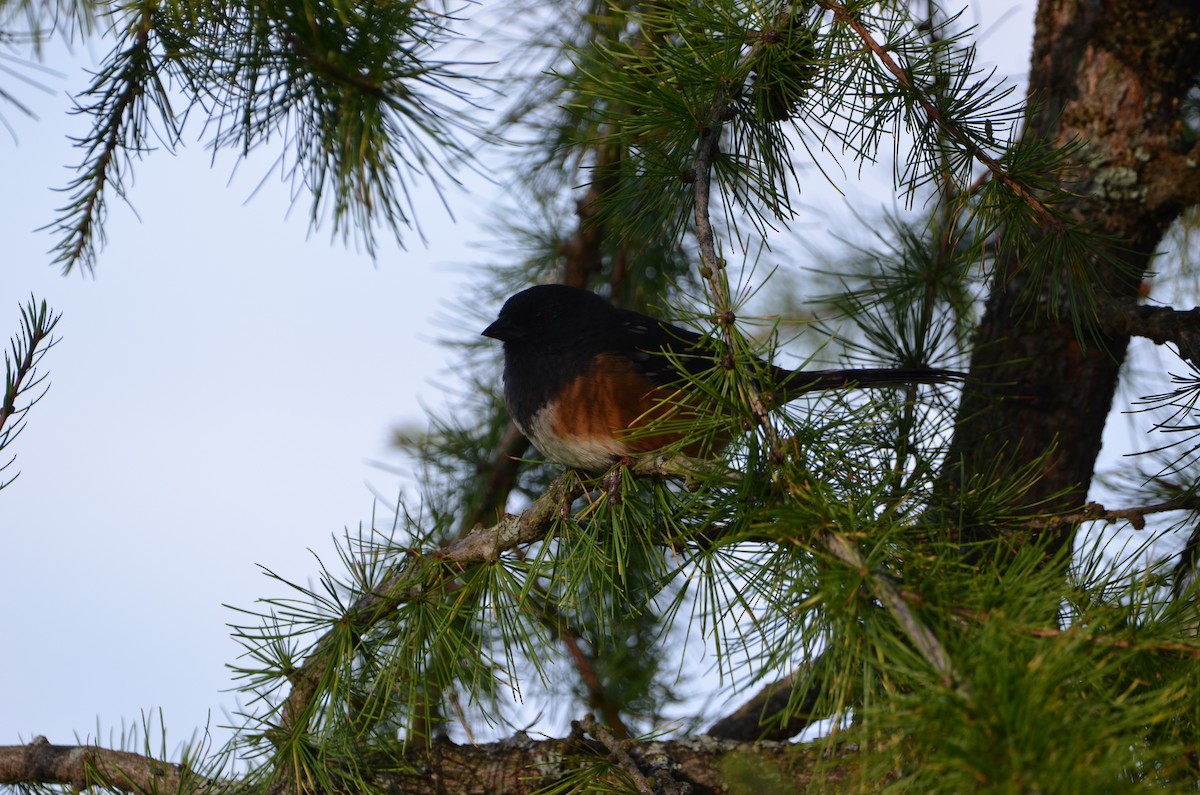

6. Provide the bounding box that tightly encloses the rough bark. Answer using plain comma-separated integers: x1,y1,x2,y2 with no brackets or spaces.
706,668,816,742
944,0,1200,549
0,739,203,794
0,736,856,795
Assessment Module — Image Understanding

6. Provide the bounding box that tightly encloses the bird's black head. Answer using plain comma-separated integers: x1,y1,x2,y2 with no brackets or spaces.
481,284,614,350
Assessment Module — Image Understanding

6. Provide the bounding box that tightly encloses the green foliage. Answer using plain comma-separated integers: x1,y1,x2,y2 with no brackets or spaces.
1,296,60,491
3,0,475,272
850,535,1200,792
9,0,1200,792
213,0,1200,781
0,0,97,60
202,0,474,255
44,0,182,272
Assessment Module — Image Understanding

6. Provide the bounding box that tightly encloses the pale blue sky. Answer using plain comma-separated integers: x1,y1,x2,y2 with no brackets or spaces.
1,35,483,747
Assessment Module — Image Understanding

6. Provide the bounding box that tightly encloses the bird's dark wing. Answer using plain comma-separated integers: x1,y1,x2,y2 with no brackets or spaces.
606,307,966,397
606,309,734,388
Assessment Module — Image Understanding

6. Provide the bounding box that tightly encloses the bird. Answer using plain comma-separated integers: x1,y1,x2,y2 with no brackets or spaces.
482,284,963,471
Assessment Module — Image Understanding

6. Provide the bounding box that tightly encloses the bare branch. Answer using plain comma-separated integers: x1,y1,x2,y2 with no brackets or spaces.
1029,497,1200,532
575,718,656,795
707,667,822,742
1,733,844,795
0,737,218,795
1098,302,1200,367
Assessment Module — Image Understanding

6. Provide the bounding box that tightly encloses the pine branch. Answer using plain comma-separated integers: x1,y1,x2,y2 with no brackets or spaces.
276,474,585,749
39,0,476,271
0,737,222,794
1098,301,1200,366
1,297,61,491
46,0,176,274
817,0,1055,227
820,530,957,688
1029,497,1200,532
216,0,477,258
706,666,822,742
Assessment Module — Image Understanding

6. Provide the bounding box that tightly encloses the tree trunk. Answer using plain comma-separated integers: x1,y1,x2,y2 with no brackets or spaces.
945,0,1200,549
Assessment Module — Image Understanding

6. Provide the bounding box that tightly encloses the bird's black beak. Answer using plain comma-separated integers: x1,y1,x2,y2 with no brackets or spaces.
482,316,522,342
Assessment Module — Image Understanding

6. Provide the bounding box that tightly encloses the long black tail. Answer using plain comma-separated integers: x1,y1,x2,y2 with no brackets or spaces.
782,367,965,395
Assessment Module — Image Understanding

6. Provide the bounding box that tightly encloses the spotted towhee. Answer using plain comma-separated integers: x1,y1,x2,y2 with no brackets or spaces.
482,284,963,471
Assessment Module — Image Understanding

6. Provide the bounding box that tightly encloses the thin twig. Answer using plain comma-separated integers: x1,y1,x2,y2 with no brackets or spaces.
1029,497,1199,532
576,717,654,795
819,530,958,688
817,0,1056,225
688,7,804,458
